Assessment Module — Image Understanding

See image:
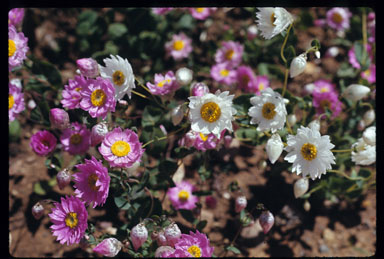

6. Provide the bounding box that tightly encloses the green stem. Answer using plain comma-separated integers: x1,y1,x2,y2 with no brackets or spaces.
327,169,366,181
282,68,289,97
331,149,352,153
362,8,368,55
280,23,294,64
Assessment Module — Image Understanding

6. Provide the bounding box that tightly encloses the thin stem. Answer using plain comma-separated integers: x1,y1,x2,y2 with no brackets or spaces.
306,183,324,195
135,77,165,109
280,23,294,64
327,169,367,181
360,102,374,110
331,149,352,153
282,68,289,97
131,90,148,99
141,125,188,148
286,120,294,134
362,8,368,54
144,187,154,218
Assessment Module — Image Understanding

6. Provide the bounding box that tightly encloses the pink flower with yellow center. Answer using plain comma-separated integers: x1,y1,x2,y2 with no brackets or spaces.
254,75,271,95
361,64,376,84
167,230,214,257
210,63,237,86
61,75,88,110
167,181,198,210
30,130,57,156
193,130,226,151
9,24,28,71
214,41,244,69
165,33,193,61
236,66,257,92
326,7,351,32
146,71,180,96
60,122,91,155
9,81,25,122
8,8,25,27
348,44,373,69
189,8,217,20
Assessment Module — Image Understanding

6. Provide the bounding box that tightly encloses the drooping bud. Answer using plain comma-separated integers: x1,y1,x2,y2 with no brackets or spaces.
247,24,258,40
190,82,209,97
164,223,181,247
76,58,99,78
266,134,284,164
293,178,309,198
130,223,148,251
184,131,197,148
223,135,233,149
315,51,321,59
304,83,315,94
308,119,320,132
259,210,274,234
32,202,44,220
287,114,297,125
175,67,193,85
289,53,307,78
49,108,70,130
93,237,122,257
303,200,311,211
362,126,376,146
363,109,375,126
90,122,109,146
171,105,184,126
342,84,370,101
156,231,168,246
27,99,36,110
357,120,366,131
155,246,175,258
56,169,71,190
235,195,247,213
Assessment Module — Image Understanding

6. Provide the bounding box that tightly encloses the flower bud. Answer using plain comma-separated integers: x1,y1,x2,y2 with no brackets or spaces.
56,169,71,190
27,99,36,110
190,82,209,97
342,84,370,101
49,108,70,130
266,134,284,164
315,51,321,59
32,202,44,220
93,237,122,257
303,200,311,211
76,58,99,78
171,105,184,126
325,46,339,57
176,67,193,85
90,122,108,146
293,178,309,198
205,196,217,209
184,131,197,147
164,223,181,247
223,135,233,149
287,114,297,125
304,83,315,94
259,210,274,234
363,109,375,126
156,231,168,246
235,195,247,213
247,24,258,40
357,120,366,131
308,120,320,132
155,246,175,258
79,236,90,251
130,223,148,251
362,126,376,146
289,54,307,78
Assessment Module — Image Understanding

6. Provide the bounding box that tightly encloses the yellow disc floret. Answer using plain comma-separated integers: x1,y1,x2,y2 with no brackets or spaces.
70,133,82,145
91,89,106,107
187,245,202,257
199,132,208,142
270,12,276,26
219,69,229,77
173,40,184,51
88,173,100,191
112,70,125,86
225,49,235,60
178,190,190,201
157,79,171,88
196,8,205,13
9,39,16,57
9,94,15,110
200,102,221,123
261,102,276,120
332,12,343,24
65,212,78,229
111,140,131,157
301,143,317,161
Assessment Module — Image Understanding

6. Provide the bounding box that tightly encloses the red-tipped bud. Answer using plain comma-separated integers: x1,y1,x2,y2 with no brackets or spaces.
164,223,181,247
235,195,247,213
49,108,70,130
56,169,71,190
259,210,274,234
32,202,44,220
130,223,148,251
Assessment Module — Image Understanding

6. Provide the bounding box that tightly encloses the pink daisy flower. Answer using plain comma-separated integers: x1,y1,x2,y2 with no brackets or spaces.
9,24,29,71
312,79,336,96
152,8,173,15
9,81,25,122
193,129,226,151
326,7,352,32
210,63,237,86
93,238,122,257
98,127,144,168
190,82,210,97
60,122,91,155
79,77,116,119
165,33,193,61
188,8,217,20
30,130,57,156
348,44,373,70
312,91,342,119
214,41,244,69
361,64,376,84
367,12,375,43
254,75,270,95
61,75,88,109
48,196,88,246
168,230,214,257
73,156,110,208
146,71,180,96
236,66,257,92
8,8,25,27
167,181,198,210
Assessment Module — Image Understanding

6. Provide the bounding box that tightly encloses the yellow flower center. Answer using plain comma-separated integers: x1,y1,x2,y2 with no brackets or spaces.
258,83,265,91
187,245,202,257
173,40,184,51
301,143,317,161
200,102,221,123
261,102,276,120
75,87,82,92
9,39,16,57
196,8,205,13
9,94,15,110
364,69,371,77
157,79,171,88
87,173,100,191
199,132,208,141
320,87,329,93
91,89,106,107
270,12,276,26
111,140,131,157
332,12,343,24
178,190,190,201
220,69,229,77
112,70,125,86
70,133,83,145
225,49,235,60
65,212,78,229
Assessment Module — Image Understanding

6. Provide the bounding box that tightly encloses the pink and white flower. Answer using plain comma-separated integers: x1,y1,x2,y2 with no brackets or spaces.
168,230,214,257
9,81,25,122
30,130,57,156
9,24,29,71
167,181,198,210
165,33,193,61
146,71,180,96
214,41,244,69
188,8,216,20
60,122,91,155
210,63,237,86
61,75,88,110
326,7,352,32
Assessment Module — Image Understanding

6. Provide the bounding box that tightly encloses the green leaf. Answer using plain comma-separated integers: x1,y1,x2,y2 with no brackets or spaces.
196,220,207,231
31,59,62,88
226,245,241,254
353,42,371,71
33,181,47,195
358,168,371,178
311,39,321,50
179,209,195,223
108,23,128,39
177,14,194,29
9,119,21,142
232,94,253,116
174,146,196,159
158,160,178,176
76,10,99,35
142,105,164,128
284,45,296,66
114,196,131,210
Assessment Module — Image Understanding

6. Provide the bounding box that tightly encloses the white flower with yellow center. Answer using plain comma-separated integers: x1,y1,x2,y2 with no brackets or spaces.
256,7,294,40
188,90,236,138
248,88,287,133
284,125,336,180
99,55,135,100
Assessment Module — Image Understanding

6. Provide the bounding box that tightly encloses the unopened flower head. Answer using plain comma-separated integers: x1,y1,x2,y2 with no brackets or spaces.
32,202,44,220
254,75,270,95
190,82,210,97
61,75,88,109
189,8,216,20
60,122,91,155
48,195,88,245
362,126,375,146
8,8,25,27
155,246,175,257
248,88,287,133
326,7,352,32
171,105,185,126
363,109,375,126
342,84,370,101
351,138,375,166
130,223,148,251
164,223,182,247
168,230,214,257
93,237,122,257
99,55,136,100
9,81,25,122
287,114,297,125
90,122,109,146
167,181,199,210
73,156,110,208
49,108,70,130
284,125,336,180
215,41,244,69
176,67,193,85
188,90,237,138
165,33,193,61
146,71,180,96
99,127,144,168
8,24,29,71
293,178,309,198
259,210,274,234
247,24,258,40
290,53,307,78
266,133,284,164
76,58,99,78
236,65,257,92
210,63,237,86
57,169,72,190
256,7,294,40
30,130,57,156
235,195,247,213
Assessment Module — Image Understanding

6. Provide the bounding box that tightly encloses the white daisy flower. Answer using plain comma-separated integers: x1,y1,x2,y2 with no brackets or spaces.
99,55,135,100
351,138,376,166
284,126,336,180
248,88,287,133
188,90,237,138
256,7,294,40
